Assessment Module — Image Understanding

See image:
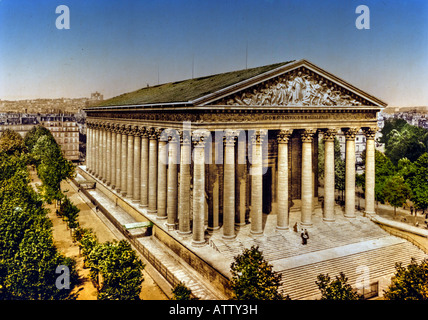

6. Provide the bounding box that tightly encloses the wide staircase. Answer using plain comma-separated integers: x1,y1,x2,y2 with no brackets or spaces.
210,212,428,300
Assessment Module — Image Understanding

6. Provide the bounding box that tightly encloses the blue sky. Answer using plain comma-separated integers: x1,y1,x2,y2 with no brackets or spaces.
0,0,427,106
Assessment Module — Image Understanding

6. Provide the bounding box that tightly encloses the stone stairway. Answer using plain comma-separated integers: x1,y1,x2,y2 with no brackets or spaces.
277,240,426,300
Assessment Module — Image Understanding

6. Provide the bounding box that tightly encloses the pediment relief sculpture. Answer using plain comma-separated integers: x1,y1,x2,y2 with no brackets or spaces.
216,68,371,107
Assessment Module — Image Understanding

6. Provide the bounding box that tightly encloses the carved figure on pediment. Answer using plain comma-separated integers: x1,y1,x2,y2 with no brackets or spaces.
259,83,273,105
291,71,306,103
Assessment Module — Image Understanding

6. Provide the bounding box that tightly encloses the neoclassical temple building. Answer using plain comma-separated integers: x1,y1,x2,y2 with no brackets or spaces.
82,60,428,299
85,59,385,245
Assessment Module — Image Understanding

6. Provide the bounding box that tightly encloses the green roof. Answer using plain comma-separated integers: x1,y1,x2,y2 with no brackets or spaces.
97,61,293,107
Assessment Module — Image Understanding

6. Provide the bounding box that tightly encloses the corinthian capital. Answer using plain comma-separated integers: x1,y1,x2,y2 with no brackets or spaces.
301,129,317,142
362,127,377,140
277,129,293,144
342,127,359,140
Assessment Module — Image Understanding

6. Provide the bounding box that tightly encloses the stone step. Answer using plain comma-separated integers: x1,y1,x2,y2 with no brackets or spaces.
277,241,426,300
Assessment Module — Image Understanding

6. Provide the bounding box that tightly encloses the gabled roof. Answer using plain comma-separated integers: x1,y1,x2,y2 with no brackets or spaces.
94,61,294,107
89,59,387,109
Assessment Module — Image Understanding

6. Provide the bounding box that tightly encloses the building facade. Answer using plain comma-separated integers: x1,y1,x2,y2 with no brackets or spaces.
84,59,386,248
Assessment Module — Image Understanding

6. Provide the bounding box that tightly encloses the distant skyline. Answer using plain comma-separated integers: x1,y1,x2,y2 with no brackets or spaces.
0,0,427,107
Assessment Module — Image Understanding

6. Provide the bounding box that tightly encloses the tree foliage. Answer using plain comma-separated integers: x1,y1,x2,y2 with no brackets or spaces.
0,129,27,156
315,272,360,300
76,228,145,300
383,258,428,300
171,281,198,300
0,148,78,300
230,245,287,300
381,118,428,165
383,175,412,216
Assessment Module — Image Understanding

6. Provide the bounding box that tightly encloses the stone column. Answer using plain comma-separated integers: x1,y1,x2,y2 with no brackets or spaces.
115,125,122,193
95,123,101,178
110,124,117,190
236,130,247,227
223,130,237,240
139,128,149,208
126,126,135,199
120,125,128,197
363,127,377,216
250,130,266,237
157,129,168,220
323,129,337,222
276,129,293,230
86,124,92,173
148,128,159,214
178,130,191,235
343,127,359,218
101,124,107,183
192,132,207,246
167,131,180,230
301,129,317,227
106,124,112,186
133,127,141,203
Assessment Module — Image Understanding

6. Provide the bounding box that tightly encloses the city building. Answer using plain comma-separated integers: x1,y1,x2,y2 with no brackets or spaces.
0,113,80,162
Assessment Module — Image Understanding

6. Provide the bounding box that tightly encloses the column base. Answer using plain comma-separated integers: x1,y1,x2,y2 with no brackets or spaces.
166,223,177,231
301,222,313,227
147,209,157,215
323,217,335,222
222,234,236,241
191,239,206,247
207,226,220,234
250,230,264,238
139,203,148,208
344,214,356,219
177,230,192,237
276,225,289,231
132,199,140,204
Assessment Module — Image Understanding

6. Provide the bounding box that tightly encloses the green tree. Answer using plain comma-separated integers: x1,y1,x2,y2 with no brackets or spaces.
171,281,198,300
406,153,428,212
383,258,428,300
0,129,27,156
381,119,428,165
315,272,360,300
374,150,397,203
94,240,145,300
383,175,412,216
230,245,287,300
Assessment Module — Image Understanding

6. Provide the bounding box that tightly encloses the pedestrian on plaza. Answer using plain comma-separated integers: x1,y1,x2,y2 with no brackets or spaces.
410,206,414,215
293,222,299,233
301,229,309,245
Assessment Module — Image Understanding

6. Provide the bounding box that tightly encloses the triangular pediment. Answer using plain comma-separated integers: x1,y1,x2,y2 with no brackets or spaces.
195,60,386,107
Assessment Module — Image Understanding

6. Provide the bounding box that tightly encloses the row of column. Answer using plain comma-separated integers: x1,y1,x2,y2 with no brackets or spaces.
86,122,377,246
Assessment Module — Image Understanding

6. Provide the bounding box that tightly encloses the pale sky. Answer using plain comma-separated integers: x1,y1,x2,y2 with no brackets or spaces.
0,0,427,107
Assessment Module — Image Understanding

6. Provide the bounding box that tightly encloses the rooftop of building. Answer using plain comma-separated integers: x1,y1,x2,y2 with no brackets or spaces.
95,61,294,107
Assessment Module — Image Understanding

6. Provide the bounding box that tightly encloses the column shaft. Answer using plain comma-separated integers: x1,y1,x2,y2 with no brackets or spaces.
127,128,134,199
106,126,112,186
192,133,206,246
364,127,376,215
344,128,358,218
301,129,316,226
167,135,179,229
121,126,128,197
250,131,264,236
157,134,167,219
178,133,191,235
223,131,236,240
101,126,107,183
277,129,292,230
115,128,122,193
323,129,336,222
148,129,158,214
111,126,117,189
133,132,141,202
140,130,149,208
